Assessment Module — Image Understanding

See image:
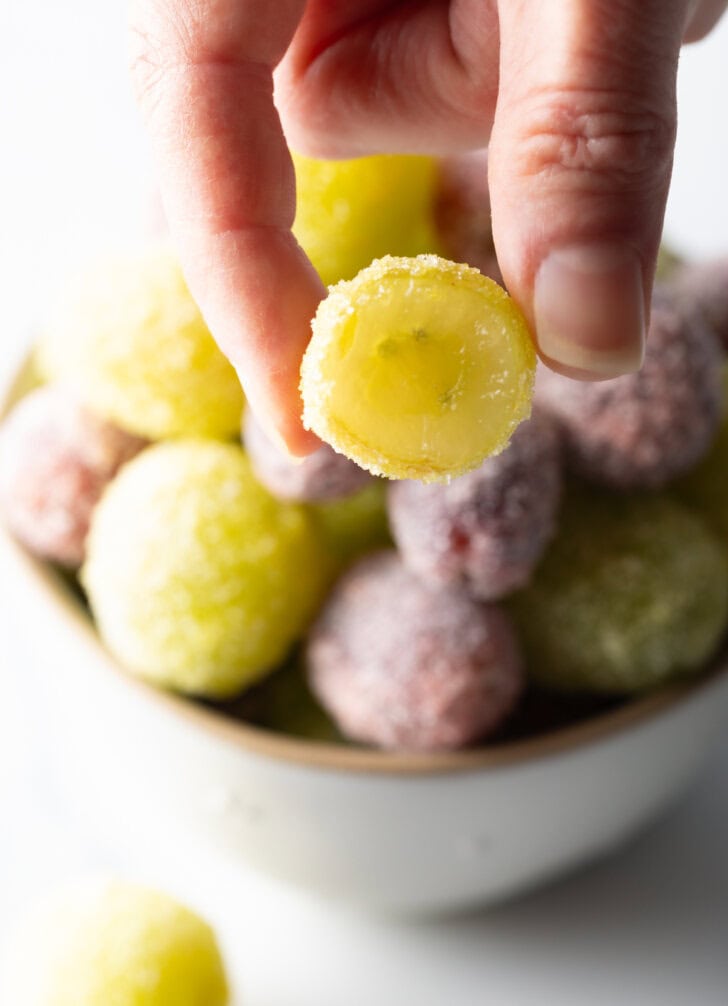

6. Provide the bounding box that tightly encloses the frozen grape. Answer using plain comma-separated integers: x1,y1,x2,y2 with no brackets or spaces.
243,408,371,501
0,386,145,566
83,440,328,698
509,490,728,694
434,150,502,283
655,242,684,281
310,480,391,570
674,364,728,548
388,411,561,600
292,153,440,286
2,881,228,1006
671,256,728,349
301,255,536,482
535,296,723,489
306,551,523,751
237,659,341,742
36,246,244,439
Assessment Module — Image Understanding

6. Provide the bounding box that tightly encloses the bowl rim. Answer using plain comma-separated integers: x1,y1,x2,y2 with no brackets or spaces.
3,354,725,777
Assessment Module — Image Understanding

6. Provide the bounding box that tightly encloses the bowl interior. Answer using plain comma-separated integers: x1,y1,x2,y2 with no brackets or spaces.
2,354,721,776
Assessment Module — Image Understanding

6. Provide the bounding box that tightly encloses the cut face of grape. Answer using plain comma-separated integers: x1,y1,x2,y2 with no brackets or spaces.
301,256,536,482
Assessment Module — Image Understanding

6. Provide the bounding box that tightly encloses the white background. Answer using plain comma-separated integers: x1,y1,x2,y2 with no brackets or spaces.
1,4,728,1003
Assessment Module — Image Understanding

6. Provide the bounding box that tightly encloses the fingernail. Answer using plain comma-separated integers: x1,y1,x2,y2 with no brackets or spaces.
534,244,645,377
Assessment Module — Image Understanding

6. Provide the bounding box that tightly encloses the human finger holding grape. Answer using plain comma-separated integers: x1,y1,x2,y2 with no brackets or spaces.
129,0,727,454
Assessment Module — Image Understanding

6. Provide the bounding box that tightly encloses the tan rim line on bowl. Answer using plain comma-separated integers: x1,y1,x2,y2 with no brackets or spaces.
2,355,723,777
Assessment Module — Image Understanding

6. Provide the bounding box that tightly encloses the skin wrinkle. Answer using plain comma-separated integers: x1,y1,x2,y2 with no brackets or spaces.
515,100,676,191
276,0,499,155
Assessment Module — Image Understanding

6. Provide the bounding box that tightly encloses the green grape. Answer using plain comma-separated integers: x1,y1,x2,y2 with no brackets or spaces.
301,255,536,482
36,246,244,440
83,440,328,698
674,363,728,548
655,242,684,281
292,153,441,285
509,488,728,695
310,480,391,571
240,658,342,742
2,881,228,1006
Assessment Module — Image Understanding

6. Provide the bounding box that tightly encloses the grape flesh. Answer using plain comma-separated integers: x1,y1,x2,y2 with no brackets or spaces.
83,440,328,698
301,255,536,482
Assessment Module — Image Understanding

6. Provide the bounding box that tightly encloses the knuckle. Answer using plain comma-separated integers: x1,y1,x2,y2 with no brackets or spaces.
514,88,676,192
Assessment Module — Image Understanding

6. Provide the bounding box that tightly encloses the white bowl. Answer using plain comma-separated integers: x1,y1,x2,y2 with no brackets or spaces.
3,359,728,915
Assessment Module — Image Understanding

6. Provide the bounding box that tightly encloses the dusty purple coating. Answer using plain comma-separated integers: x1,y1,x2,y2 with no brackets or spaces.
243,409,371,502
0,385,146,566
534,297,724,490
388,412,561,601
434,150,502,284
672,257,728,350
306,551,523,752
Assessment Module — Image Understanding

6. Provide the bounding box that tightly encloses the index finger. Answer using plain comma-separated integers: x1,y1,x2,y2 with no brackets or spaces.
129,0,323,454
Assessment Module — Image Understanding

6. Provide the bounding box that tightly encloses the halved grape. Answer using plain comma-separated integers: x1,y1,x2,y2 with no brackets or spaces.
301,255,536,482
292,153,441,286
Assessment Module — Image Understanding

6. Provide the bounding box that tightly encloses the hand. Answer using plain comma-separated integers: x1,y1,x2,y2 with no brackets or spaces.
129,0,727,454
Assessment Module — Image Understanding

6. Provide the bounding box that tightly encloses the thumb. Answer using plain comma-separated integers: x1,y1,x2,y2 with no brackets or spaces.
489,0,690,379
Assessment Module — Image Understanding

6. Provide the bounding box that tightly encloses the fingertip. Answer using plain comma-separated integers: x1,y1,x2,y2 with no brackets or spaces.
533,243,646,380
240,385,321,461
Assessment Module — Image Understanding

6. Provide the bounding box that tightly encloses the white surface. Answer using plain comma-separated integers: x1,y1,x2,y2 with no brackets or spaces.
1,4,728,1003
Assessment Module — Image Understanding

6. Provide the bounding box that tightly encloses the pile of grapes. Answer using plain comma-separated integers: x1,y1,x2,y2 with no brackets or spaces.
2,151,728,753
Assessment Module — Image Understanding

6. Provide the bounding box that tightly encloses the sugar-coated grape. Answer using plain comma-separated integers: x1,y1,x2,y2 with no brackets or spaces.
672,256,728,349
388,411,561,600
243,408,371,501
309,480,391,570
434,150,502,283
0,386,145,566
292,153,440,286
83,440,328,698
307,551,523,751
1,881,228,1006
674,363,728,548
36,246,244,439
301,255,536,482
237,659,341,742
535,295,723,489
655,243,684,281
509,490,728,694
